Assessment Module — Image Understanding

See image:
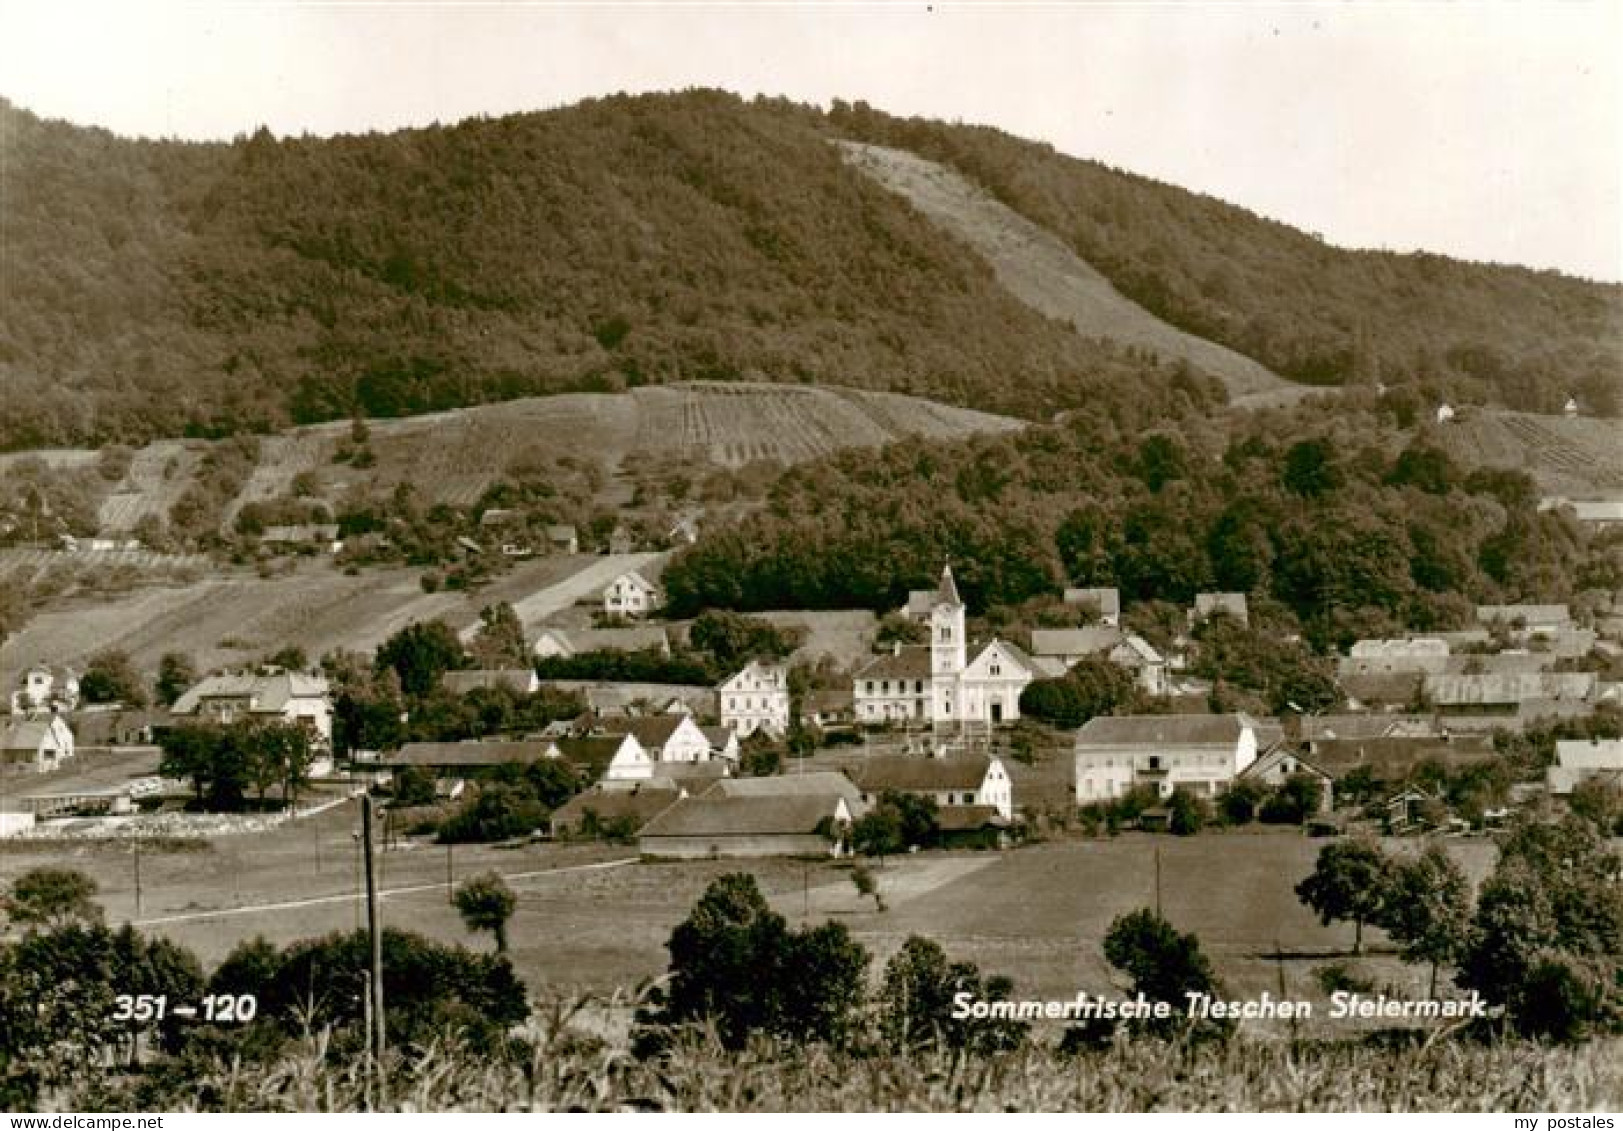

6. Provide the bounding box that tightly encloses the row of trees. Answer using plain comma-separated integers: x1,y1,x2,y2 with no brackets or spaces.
157,718,315,811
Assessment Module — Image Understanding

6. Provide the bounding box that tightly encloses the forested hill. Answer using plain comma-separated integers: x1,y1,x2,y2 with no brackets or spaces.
3,90,1619,451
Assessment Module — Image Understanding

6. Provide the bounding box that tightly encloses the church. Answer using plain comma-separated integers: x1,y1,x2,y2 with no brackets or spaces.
853,564,1037,728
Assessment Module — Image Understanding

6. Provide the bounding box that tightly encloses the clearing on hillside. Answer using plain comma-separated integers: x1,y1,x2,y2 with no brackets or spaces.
1429,409,1623,497
839,142,1311,408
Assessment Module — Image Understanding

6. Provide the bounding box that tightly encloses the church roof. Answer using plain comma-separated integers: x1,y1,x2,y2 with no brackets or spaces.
936,564,962,609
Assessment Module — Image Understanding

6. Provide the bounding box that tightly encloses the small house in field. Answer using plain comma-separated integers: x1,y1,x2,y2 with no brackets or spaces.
441,669,540,697
718,660,790,737
545,525,579,555
637,792,853,859
848,754,1014,821
0,716,76,774
603,571,661,618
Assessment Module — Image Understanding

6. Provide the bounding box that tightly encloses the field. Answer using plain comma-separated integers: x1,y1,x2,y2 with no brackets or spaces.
840,142,1311,409
0,553,627,682
1433,409,1623,496
2,812,1494,1026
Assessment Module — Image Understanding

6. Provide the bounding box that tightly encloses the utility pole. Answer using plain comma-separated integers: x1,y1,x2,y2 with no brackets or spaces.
360,794,386,1101
132,839,142,918
1153,845,1162,918
446,842,454,904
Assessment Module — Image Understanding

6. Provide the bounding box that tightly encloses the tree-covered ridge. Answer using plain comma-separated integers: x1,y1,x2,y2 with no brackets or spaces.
5,89,1619,452
1,92,1169,449
829,102,1623,415
662,399,1606,652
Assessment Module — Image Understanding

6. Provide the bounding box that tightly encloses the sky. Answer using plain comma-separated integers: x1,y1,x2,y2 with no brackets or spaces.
2,1,1620,282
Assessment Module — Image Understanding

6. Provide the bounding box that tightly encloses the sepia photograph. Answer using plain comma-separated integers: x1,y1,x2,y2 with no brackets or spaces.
0,0,1620,1116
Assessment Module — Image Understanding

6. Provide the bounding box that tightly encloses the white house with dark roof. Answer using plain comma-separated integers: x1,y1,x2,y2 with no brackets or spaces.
855,565,1035,726
1030,628,1168,695
603,570,661,618
718,660,789,737
170,671,333,746
610,715,713,764
1074,713,1262,802
849,753,1014,820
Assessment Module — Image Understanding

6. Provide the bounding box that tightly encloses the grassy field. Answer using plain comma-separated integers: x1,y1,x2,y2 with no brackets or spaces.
0,552,609,683
2,812,1498,1038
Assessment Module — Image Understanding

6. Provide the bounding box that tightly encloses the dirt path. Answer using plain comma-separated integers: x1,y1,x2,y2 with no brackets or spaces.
493,552,665,639
840,142,1312,408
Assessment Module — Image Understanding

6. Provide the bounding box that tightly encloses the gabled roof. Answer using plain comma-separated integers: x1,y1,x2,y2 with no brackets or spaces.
639,793,845,838
171,672,330,714
386,740,550,769
936,564,963,609
551,785,681,830
935,804,1009,832
536,626,671,654
902,590,936,618
1030,627,1121,657
1554,738,1623,770
850,755,993,793
1238,745,1334,780
706,771,865,811
1,719,68,751
612,714,695,750
717,660,787,693
1310,736,1496,782
1423,673,1596,707
1299,714,1436,742
551,735,640,773
607,570,659,594
854,646,933,682
441,669,535,696
1075,713,1255,747
701,726,739,751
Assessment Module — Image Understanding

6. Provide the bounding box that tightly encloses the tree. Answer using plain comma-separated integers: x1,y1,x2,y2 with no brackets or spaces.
1167,788,1209,835
392,764,438,807
2,868,102,929
850,862,884,912
636,873,869,1052
454,873,518,953
1457,816,1623,1041
1295,840,1391,954
1260,773,1324,825
154,651,197,707
375,620,466,699
878,935,1026,1054
1378,844,1472,996
1220,778,1267,825
1102,908,1229,1039
1281,438,1341,498
79,648,147,707
851,806,903,859
468,602,529,669
1019,657,1135,728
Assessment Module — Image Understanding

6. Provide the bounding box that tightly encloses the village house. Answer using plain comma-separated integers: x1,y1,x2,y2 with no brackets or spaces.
637,792,854,859
1074,713,1262,803
1063,586,1121,626
1029,627,1168,695
260,524,342,553
602,570,661,619
545,524,579,554
701,726,741,762
1235,746,1335,811
1546,738,1623,798
1340,637,1451,677
1474,603,1571,636
1421,672,1597,716
849,753,1014,821
855,565,1036,727
533,625,672,659
718,660,790,737
441,668,540,697
547,734,656,782
1305,734,1497,794
609,715,716,765
0,715,76,774
170,671,334,747
1191,592,1249,628
11,663,80,715
536,680,714,719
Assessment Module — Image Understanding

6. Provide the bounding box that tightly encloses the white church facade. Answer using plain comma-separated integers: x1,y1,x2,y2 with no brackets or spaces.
854,565,1036,727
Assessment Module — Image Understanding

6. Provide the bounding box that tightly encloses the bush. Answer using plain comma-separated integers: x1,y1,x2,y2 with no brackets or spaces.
1100,908,1230,1041
878,935,1026,1055
437,786,547,844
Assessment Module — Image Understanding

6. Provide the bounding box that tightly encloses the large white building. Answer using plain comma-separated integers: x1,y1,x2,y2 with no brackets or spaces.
854,565,1035,727
718,660,790,737
1074,713,1262,802
170,671,334,747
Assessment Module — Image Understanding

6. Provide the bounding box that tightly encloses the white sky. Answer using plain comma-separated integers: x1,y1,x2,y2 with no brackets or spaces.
2,1,1620,282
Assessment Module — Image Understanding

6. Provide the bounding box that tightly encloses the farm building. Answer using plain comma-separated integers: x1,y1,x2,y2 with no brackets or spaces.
1421,672,1597,715
1236,747,1334,811
545,525,579,554
0,715,76,774
11,662,79,715
1191,593,1249,627
1073,714,1262,803
855,565,1036,726
1474,604,1571,634
801,687,855,727
1029,628,1168,695
260,524,341,552
1296,714,1439,743
701,726,740,762
1547,738,1623,797
704,770,869,815
1063,587,1121,626
441,669,540,696
385,739,555,775
72,707,165,748
718,660,789,737
1339,673,1428,711
1306,734,1497,790
537,681,714,718
637,793,853,859
1340,638,1450,677
550,782,683,839
603,570,660,618
934,804,1013,849
170,671,334,746
532,626,671,658
849,754,1014,821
